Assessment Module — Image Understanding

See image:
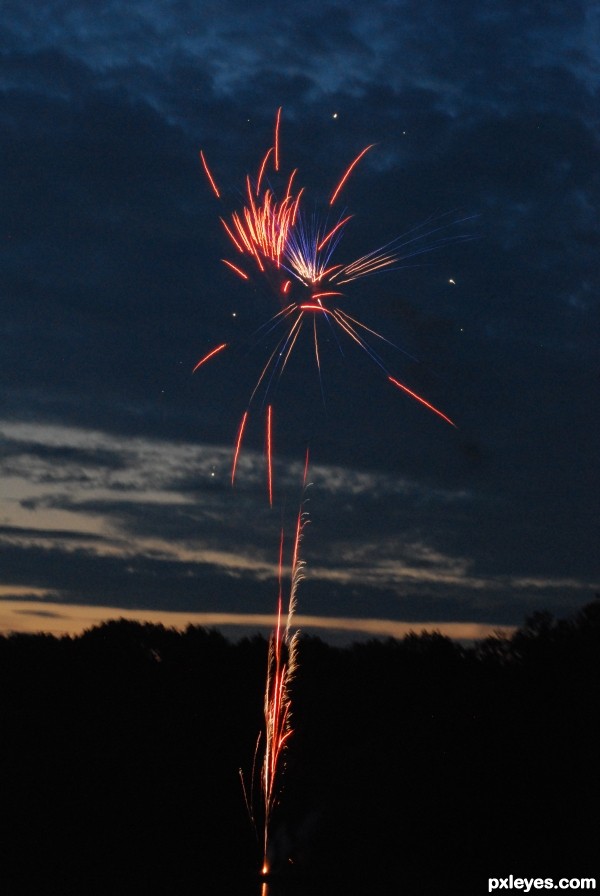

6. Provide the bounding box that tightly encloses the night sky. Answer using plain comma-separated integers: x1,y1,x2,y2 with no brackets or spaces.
1,0,599,641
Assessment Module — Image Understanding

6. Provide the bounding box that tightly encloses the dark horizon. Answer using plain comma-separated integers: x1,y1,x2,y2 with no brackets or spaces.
1,599,599,894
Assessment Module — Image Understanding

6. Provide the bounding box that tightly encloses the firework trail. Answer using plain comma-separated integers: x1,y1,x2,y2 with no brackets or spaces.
196,110,466,502
240,458,309,877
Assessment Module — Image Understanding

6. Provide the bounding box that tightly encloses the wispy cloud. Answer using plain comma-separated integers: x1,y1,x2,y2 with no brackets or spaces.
1,421,597,634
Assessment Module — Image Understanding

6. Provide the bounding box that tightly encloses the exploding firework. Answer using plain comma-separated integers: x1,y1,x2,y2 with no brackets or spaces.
240,459,309,877
196,110,467,503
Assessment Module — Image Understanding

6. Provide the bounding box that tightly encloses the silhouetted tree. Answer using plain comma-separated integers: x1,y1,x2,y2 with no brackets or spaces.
0,601,598,894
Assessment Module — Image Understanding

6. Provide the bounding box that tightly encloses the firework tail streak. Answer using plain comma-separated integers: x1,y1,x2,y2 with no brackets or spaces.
239,459,309,876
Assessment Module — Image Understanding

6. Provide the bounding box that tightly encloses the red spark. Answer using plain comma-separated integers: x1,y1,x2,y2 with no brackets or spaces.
199,150,221,199
220,217,245,253
274,106,282,172
231,411,249,485
221,259,249,280
192,343,228,373
388,376,456,427
266,405,273,508
284,168,298,203
256,147,274,196
311,291,343,300
329,143,376,206
317,215,353,251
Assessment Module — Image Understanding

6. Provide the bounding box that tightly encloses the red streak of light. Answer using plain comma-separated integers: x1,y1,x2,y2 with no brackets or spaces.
284,168,297,203
317,215,353,251
192,342,228,373
388,376,456,427
256,147,273,195
279,316,303,374
300,304,327,311
246,175,259,219
291,187,304,225
282,280,292,294
332,309,369,353
232,411,249,485
329,144,376,206
251,240,266,272
311,291,343,300
199,150,221,199
266,405,273,507
220,217,245,253
222,259,249,280
320,263,343,280
313,316,321,373
274,107,282,171
303,447,310,488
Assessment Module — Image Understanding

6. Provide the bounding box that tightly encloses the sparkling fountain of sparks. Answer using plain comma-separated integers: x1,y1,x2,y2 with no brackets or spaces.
196,110,468,501
240,461,309,877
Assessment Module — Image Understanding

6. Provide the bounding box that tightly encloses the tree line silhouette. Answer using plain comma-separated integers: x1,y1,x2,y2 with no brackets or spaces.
0,599,598,895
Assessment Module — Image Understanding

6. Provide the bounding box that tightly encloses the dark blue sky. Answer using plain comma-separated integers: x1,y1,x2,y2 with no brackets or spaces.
1,0,598,640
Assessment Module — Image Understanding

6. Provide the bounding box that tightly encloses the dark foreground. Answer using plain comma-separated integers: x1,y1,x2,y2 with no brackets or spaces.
1,601,599,895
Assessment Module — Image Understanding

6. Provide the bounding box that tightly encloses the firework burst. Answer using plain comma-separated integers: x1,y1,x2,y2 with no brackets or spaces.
196,110,466,502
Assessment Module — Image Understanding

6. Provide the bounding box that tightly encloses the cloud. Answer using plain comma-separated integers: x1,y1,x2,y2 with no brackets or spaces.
1,421,597,633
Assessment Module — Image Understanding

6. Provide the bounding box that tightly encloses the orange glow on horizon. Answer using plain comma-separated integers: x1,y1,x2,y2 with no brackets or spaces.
0,600,515,642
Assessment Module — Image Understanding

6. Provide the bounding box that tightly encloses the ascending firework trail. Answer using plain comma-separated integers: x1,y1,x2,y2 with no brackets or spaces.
239,454,309,878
